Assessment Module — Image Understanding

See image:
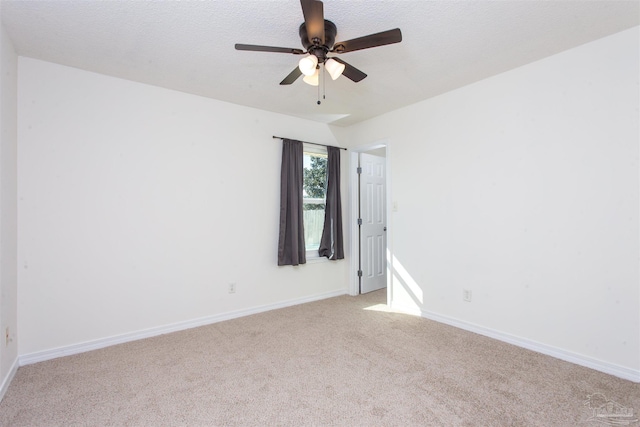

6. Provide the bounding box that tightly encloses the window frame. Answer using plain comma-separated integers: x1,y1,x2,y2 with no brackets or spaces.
302,144,328,261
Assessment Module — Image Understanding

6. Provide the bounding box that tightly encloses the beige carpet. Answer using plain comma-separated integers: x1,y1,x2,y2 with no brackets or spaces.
1,290,638,426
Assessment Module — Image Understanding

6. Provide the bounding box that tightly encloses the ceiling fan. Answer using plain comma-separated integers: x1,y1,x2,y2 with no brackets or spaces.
234,0,402,86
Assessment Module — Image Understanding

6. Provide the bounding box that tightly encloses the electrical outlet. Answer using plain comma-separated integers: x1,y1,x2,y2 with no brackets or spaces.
463,289,472,302
228,283,236,294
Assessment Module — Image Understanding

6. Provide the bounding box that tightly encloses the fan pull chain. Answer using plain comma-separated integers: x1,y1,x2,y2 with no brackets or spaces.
316,65,321,105
316,63,326,105
323,63,326,101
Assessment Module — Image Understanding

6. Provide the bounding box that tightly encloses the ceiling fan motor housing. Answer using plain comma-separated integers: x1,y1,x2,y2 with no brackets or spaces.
299,20,337,63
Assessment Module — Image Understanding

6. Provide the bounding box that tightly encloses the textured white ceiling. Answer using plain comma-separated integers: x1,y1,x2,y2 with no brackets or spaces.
1,0,638,126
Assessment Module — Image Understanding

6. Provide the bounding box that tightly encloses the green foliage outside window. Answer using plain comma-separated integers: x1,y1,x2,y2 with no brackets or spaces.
303,155,327,211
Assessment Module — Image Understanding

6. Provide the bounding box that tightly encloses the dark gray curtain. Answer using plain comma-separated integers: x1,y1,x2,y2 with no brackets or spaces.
277,139,306,266
319,146,344,260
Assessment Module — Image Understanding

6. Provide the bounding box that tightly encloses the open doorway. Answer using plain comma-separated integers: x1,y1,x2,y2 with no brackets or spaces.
349,144,388,295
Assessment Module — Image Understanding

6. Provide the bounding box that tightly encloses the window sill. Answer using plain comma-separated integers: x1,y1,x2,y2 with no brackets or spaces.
306,253,329,264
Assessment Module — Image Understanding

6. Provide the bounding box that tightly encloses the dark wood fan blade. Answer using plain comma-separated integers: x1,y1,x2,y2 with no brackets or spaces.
331,58,367,82
300,0,324,45
332,28,402,53
280,67,303,85
235,44,304,55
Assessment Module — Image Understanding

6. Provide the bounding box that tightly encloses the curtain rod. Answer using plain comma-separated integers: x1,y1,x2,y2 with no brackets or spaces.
272,136,347,151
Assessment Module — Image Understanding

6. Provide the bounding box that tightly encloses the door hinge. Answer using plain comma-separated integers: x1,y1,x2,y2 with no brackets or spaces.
357,218,362,226
357,167,362,174
357,270,363,277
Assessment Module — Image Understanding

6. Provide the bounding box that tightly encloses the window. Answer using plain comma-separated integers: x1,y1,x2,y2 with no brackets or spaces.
302,145,327,255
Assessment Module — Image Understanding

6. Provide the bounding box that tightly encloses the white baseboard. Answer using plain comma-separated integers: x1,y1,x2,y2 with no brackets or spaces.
0,357,19,402
20,289,347,367
391,302,640,383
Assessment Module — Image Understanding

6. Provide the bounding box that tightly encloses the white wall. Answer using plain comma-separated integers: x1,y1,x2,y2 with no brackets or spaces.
0,21,18,395
333,27,640,377
17,58,348,357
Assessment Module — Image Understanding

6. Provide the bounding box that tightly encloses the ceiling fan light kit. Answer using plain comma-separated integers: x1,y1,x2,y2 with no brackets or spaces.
298,54,318,76
235,0,402,95
302,69,320,86
325,58,345,81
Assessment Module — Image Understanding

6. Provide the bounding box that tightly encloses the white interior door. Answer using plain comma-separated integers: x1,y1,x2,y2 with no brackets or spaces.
359,153,386,294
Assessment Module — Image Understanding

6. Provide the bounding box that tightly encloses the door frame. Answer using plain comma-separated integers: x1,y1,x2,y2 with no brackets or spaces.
348,139,392,304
